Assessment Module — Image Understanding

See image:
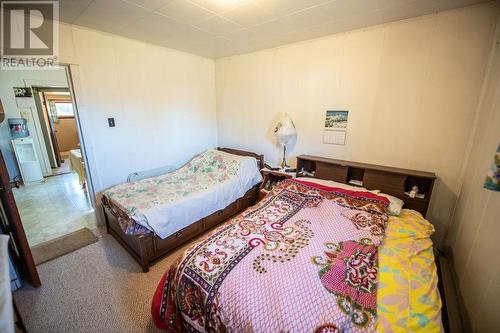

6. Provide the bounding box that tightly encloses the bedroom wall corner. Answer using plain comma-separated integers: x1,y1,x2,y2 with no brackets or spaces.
444,8,500,332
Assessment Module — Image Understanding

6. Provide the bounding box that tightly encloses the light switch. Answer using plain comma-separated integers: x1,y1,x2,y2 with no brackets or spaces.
108,118,115,127
20,110,30,119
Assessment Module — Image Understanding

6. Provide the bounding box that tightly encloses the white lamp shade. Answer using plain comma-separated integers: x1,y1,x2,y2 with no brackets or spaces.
274,114,297,146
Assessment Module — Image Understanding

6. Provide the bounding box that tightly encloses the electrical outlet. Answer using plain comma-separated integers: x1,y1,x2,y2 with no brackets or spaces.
108,117,115,127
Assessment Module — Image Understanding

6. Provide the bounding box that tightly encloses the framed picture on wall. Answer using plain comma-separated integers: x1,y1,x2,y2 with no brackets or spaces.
484,143,499,192
13,87,33,98
324,110,349,130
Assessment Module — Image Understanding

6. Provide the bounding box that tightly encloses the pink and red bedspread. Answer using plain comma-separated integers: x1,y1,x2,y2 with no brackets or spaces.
151,179,400,332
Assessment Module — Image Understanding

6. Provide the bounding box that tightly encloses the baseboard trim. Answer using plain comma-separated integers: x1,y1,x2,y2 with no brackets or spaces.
439,247,472,333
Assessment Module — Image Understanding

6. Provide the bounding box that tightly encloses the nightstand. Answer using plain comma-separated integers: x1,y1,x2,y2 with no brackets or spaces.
259,168,295,200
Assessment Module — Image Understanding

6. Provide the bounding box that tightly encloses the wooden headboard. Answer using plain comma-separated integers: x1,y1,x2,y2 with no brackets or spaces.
217,147,265,170
296,155,436,217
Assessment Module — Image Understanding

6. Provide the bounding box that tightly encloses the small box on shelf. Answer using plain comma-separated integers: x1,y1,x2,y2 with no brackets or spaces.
404,191,426,199
348,179,363,187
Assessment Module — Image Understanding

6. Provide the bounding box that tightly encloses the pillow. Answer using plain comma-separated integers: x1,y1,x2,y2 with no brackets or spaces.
371,193,404,216
297,177,404,215
297,177,376,193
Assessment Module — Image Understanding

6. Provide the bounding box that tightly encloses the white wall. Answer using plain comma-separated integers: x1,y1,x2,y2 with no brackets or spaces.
55,22,217,193
0,68,68,177
215,3,499,245
446,9,500,331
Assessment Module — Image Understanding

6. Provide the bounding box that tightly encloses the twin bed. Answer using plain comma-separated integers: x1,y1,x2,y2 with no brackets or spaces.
102,148,264,272
102,149,443,332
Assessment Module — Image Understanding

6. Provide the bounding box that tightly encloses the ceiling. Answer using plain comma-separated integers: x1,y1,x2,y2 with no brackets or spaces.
59,0,490,58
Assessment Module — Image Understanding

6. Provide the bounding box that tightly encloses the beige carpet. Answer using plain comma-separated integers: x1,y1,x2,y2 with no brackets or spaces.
14,228,195,333
32,228,98,265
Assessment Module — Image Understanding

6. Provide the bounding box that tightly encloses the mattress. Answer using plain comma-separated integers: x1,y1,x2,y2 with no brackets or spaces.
103,149,262,239
151,179,442,332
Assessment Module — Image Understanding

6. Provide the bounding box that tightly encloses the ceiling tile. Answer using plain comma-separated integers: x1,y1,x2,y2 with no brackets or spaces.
279,3,332,29
248,18,295,37
254,0,329,17
223,28,255,41
120,13,176,41
169,22,215,42
188,0,253,14
158,0,215,25
124,0,173,11
59,0,94,23
341,0,381,15
319,0,382,21
221,2,274,28
276,25,331,45
74,0,151,34
194,15,242,35
121,12,213,42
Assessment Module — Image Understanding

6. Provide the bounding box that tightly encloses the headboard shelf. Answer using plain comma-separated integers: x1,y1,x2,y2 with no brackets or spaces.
296,155,436,216
297,155,436,179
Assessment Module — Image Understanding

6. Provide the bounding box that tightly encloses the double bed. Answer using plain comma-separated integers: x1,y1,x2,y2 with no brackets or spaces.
101,148,264,272
151,155,442,332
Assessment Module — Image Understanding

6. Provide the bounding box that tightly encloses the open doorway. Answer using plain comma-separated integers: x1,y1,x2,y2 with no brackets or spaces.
32,87,84,180
0,65,96,248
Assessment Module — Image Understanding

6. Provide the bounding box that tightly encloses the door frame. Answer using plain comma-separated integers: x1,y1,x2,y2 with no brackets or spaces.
32,89,57,169
32,87,71,169
25,64,98,214
0,151,40,287
22,77,68,176
63,64,98,212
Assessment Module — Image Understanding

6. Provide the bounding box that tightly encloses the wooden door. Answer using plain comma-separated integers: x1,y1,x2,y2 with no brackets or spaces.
0,98,5,123
40,92,61,167
0,151,40,287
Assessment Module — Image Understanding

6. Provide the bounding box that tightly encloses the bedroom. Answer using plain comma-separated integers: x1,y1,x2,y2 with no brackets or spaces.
0,0,498,332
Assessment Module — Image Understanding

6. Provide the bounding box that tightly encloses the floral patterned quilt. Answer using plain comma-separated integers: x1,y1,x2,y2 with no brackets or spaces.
103,150,261,238
152,179,399,332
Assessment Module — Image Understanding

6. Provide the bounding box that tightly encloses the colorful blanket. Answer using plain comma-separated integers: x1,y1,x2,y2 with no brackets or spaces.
152,179,393,332
377,210,442,332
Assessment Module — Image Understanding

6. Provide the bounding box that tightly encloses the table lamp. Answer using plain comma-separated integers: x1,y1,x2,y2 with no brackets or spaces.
274,113,297,169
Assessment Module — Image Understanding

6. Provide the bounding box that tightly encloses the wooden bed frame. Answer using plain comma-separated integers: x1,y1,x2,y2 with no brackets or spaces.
102,147,264,272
